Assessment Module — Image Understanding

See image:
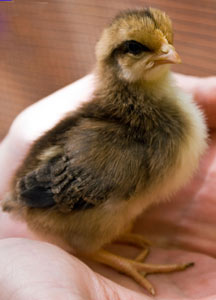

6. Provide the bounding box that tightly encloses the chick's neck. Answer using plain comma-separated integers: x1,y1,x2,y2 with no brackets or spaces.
91,63,175,132
95,62,174,108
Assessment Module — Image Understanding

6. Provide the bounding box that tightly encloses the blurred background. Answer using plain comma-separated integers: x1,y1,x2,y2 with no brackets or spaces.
0,0,216,140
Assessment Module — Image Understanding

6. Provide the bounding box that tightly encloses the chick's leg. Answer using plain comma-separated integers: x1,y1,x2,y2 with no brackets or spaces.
90,249,193,295
115,233,150,261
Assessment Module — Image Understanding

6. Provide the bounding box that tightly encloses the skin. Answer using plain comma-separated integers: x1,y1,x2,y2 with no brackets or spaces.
0,73,216,300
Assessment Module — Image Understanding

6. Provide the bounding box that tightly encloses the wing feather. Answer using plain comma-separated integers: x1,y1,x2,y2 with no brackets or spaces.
17,154,114,212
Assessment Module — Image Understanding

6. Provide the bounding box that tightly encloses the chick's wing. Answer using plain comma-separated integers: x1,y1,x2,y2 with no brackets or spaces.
16,120,144,213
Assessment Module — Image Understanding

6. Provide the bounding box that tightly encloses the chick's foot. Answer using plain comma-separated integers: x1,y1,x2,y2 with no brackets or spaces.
115,233,150,261
90,249,194,295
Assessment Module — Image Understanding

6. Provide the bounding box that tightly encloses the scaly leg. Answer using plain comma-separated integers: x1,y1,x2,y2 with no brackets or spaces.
115,233,151,261
90,249,194,295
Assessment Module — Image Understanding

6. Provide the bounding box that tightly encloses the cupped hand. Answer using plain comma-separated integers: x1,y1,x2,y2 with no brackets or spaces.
0,73,216,300
0,238,142,300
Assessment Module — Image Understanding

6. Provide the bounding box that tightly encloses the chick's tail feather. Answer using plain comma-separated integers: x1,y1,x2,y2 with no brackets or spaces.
1,192,18,212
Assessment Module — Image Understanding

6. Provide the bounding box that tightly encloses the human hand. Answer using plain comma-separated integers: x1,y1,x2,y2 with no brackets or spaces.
1,73,216,299
0,238,148,300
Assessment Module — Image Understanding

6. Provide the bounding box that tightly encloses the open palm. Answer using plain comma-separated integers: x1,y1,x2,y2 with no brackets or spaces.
0,74,216,300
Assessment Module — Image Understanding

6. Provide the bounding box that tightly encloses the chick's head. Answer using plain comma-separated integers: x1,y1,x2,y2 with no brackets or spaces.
96,8,181,82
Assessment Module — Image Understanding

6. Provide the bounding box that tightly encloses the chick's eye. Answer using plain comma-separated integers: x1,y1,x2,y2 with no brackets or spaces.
125,40,150,55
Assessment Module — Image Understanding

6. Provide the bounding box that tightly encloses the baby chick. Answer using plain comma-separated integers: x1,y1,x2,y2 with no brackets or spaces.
2,8,207,295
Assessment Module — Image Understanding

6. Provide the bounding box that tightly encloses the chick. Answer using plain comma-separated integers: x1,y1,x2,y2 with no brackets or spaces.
2,8,207,295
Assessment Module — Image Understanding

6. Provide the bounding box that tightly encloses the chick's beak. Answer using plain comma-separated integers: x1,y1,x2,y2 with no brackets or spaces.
153,44,181,66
